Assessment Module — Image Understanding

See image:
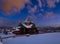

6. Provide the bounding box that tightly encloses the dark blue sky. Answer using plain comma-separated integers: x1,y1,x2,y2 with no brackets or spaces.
0,0,60,27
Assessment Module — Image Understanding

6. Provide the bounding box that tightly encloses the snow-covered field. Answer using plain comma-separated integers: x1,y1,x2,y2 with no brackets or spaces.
0,32,60,44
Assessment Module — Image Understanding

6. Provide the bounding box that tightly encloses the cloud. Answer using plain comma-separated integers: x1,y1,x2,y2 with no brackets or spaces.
37,0,60,8
28,5,37,19
3,8,20,16
0,17,20,27
1,0,30,16
44,12,56,18
37,0,57,8
46,0,60,8
54,0,60,3
37,0,43,8
28,5,37,13
38,13,43,17
2,0,30,11
0,17,9,26
46,0,56,8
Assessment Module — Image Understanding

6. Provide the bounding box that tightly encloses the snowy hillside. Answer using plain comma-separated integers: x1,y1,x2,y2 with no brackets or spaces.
1,32,60,44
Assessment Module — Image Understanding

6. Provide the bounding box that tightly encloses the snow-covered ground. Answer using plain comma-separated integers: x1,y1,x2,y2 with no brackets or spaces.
0,42,3,44
0,32,60,44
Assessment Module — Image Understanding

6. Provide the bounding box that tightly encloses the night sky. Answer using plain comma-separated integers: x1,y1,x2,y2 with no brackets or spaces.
0,0,60,27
